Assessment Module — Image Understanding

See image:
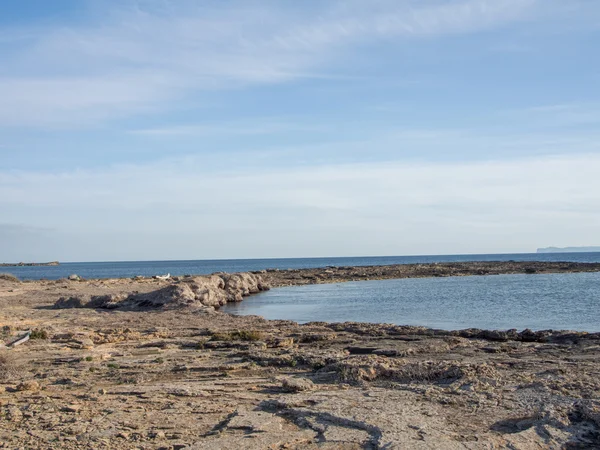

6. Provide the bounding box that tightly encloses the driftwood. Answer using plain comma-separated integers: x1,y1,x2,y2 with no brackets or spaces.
153,273,171,281
6,331,31,348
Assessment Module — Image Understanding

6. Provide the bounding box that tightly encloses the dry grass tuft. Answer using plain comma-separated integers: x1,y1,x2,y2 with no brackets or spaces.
0,273,20,283
210,330,264,342
30,328,49,340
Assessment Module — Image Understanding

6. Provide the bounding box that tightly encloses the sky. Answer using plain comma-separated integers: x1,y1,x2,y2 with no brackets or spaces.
1,0,600,262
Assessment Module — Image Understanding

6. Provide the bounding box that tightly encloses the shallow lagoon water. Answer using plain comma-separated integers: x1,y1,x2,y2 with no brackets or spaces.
223,272,600,332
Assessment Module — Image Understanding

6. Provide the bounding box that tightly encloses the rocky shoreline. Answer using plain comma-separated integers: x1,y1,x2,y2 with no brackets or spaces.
0,261,59,267
0,264,599,448
262,260,600,287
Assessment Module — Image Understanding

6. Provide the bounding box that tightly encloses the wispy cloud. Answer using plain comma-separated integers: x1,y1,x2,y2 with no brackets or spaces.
0,0,561,128
2,151,599,260
129,119,325,137
502,103,600,128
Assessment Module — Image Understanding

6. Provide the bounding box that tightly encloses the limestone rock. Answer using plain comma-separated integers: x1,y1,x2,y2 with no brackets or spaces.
53,296,86,309
16,380,40,392
127,284,197,309
281,377,315,393
87,294,127,309
53,272,270,311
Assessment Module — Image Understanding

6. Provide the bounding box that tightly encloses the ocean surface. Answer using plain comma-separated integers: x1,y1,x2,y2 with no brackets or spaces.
4,252,600,280
223,272,600,332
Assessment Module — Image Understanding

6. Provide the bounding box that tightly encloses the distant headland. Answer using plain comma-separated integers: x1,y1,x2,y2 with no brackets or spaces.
537,246,600,253
0,261,59,267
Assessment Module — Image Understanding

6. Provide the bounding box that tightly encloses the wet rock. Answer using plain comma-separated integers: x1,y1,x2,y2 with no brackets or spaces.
479,329,519,341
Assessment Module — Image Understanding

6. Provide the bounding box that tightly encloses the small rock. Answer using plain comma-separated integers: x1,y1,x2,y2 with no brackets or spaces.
98,388,107,395
6,405,23,422
148,430,166,439
68,274,81,281
73,338,94,350
16,380,40,392
62,403,81,413
270,338,294,348
281,377,315,393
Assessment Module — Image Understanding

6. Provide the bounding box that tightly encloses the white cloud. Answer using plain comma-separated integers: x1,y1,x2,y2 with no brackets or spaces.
0,0,551,128
1,152,599,260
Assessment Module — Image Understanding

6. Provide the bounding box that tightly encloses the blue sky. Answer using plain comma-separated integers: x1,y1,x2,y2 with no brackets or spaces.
1,0,599,261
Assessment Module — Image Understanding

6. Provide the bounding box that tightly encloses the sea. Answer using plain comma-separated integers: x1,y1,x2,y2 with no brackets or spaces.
4,252,600,332
5,252,600,281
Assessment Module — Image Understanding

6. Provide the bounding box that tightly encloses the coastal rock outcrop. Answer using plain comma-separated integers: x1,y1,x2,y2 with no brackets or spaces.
52,272,270,310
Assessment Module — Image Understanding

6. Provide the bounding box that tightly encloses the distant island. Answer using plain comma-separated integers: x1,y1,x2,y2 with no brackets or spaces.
0,261,59,267
537,246,600,253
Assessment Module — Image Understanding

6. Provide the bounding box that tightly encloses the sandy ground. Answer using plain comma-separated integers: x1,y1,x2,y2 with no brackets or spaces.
0,268,599,449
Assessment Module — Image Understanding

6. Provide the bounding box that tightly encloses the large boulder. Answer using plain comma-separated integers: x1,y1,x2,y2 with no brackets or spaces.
87,294,127,309
53,272,270,311
53,296,86,309
221,272,270,302
184,275,228,307
126,284,197,309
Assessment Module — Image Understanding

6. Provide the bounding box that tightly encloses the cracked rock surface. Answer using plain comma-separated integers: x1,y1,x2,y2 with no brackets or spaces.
0,271,599,449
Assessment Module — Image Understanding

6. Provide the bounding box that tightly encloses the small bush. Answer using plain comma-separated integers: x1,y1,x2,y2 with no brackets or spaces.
30,329,48,340
0,273,20,283
210,332,233,342
84,356,94,362
106,363,120,369
234,330,263,341
210,330,263,342
0,325,13,339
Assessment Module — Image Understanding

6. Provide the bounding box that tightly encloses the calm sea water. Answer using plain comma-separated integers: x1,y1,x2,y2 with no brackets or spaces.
4,252,600,280
223,272,600,332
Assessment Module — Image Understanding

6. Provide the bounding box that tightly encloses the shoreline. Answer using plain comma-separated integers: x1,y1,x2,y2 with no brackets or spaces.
1,265,599,447
262,260,600,287
6,260,600,283
0,261,59,267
